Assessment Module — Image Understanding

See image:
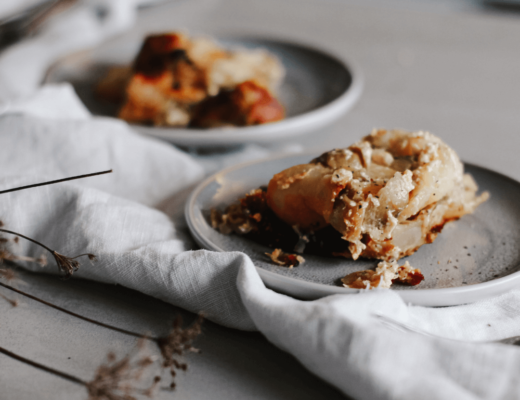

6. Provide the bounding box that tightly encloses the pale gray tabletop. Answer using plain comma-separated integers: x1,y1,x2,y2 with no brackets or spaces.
2,0,520,399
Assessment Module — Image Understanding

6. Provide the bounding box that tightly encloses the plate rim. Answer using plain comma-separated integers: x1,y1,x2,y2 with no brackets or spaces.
185,150,520,306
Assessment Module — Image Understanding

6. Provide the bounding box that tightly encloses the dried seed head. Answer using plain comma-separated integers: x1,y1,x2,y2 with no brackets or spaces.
157,314,203,390
86,342,158,400
0,268,16,283
54,252,97,278
53,252,80,279
0,227,96,278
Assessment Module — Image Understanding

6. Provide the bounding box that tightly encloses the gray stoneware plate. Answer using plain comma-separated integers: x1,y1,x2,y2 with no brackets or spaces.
45,36,363,148
186,152,520,307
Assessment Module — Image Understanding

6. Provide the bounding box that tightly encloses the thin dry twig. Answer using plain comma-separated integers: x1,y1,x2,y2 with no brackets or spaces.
0,345,87,386
0,169,110,275
0,278,147,339
0,228,95,278
0,170,112,195
0,271,204,392
0,168,182,396
0,272,204,354
0,277,203,396
0,229,45,268
0,167,204,395
0,341,160,400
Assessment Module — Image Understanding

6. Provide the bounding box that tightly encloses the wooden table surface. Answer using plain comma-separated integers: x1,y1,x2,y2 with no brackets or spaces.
2,0,520,398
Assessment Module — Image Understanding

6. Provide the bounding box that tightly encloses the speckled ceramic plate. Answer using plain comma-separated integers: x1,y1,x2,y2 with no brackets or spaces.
45,36,362,148
186,152,520,306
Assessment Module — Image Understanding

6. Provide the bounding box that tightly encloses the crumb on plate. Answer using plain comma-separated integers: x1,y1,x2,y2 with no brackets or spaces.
342,260,424,289
265,248,305,268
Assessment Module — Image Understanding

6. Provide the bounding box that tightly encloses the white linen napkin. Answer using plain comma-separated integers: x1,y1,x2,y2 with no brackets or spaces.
2,85,520,400
1,3,520,399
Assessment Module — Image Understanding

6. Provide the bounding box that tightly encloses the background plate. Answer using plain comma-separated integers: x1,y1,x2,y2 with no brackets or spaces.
45,37,363,147
186,152,520,306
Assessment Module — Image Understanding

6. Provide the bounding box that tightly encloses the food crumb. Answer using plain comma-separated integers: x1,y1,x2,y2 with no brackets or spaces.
265,249,305,268
342,260,423,289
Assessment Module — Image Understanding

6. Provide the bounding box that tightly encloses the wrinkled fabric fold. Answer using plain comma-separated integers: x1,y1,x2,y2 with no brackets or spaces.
237,265,520,400
2,108,520,398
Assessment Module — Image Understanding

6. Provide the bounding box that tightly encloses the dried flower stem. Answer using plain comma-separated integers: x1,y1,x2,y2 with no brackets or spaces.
157,314,203,389
0,280,148,339
0,229,95,278
0,275,202,396
0,292,17,307
0,343,161,399
0,276,203,349
0,168,201,396
0,170,113,195
0,229,54,255
0,276,203,390
0,345,87,386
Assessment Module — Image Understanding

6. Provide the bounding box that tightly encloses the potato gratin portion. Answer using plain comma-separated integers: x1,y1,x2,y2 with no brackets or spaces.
97,32,285,128
213,129,489,289
267,129,488,260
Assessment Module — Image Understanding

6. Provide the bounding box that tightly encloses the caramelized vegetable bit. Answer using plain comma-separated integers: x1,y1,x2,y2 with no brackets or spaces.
265,249,305,268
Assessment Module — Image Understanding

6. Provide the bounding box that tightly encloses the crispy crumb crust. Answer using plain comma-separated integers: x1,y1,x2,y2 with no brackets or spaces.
266,129,489,261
